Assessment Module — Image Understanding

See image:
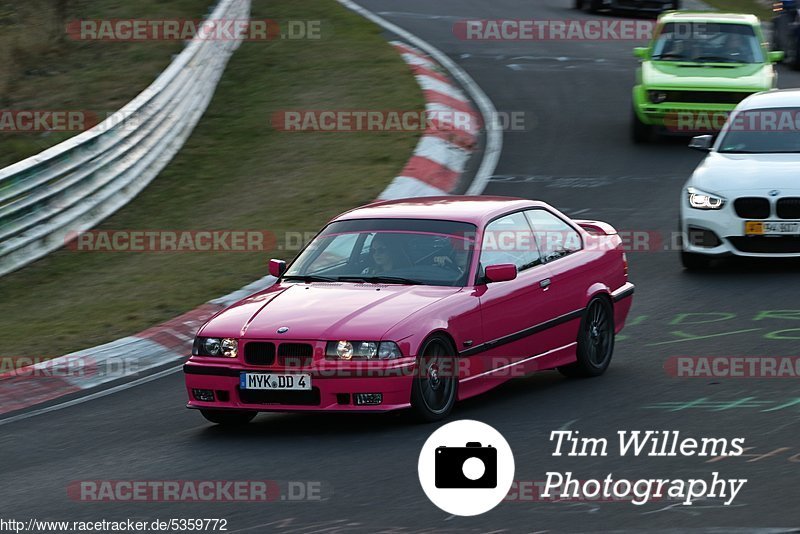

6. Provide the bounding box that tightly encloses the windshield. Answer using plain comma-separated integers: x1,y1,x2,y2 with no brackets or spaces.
651,22,763,64
718,107,800,153
283,218,477,287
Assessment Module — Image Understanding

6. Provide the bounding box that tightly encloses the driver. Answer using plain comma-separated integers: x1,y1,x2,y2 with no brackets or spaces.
433,239,470,275
724,33,754,62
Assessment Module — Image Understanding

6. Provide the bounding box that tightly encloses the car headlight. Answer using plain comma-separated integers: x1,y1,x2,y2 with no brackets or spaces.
193,336,238,357
648,90,669,104
687,187,726,210
326,341,402,360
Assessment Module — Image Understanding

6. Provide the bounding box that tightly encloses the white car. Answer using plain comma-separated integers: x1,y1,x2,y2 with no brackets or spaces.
680,89,800,269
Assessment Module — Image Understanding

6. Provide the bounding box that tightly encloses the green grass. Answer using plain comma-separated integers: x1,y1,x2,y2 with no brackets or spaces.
0,0,423,359
701,0,773,20
0,0,213,167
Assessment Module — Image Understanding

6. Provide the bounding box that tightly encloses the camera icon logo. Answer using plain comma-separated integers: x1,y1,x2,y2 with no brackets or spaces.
435,442,497,489
418,420,515,516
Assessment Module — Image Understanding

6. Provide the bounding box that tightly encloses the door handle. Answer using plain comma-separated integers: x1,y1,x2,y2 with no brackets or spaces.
539,278,551,289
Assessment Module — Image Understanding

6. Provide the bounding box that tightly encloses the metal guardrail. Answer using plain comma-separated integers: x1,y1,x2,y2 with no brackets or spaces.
0,0,250,277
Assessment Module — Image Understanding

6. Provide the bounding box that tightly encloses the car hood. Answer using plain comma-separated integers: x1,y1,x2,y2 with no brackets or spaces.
691,153,800,193
199,282,461,340
643,61,773,90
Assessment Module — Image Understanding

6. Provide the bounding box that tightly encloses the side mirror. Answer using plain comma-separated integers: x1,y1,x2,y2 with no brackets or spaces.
689,135,714,152
633,47,648,59
484,263,518,283
769,50,785,63
269,259,286,277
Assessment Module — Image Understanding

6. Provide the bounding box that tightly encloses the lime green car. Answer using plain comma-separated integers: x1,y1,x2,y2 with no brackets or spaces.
632,12,784,142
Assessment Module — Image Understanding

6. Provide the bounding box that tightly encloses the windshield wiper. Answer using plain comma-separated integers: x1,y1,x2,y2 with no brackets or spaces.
691,56,741,63
282,274,338,282
338,276,422,285
652,53,687,61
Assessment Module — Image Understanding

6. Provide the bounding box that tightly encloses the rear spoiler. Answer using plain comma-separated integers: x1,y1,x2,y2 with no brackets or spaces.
574,220,618,236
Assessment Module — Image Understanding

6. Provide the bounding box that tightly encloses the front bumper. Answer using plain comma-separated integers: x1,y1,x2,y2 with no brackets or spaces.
681,192,800,258
184,360,415,412
633,86,755,130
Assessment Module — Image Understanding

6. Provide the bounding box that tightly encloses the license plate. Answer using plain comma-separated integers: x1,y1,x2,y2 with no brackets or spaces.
240,372,311,391
745,221,800,235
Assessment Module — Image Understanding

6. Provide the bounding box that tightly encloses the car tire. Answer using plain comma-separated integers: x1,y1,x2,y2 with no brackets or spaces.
670,1,680,9
632,106,653,143
411,334,458,423
575,0,584,9
589,0,603,12
680,250,712,271
200,409,257,426
558,297,615,378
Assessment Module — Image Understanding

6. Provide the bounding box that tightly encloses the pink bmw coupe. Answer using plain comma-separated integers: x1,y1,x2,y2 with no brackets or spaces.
184,196,634,424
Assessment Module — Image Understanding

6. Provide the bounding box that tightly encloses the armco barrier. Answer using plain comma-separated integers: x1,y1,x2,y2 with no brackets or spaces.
0,0,250,277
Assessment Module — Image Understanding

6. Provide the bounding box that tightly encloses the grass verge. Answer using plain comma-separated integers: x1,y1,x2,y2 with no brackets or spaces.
0,0,423,359
0,0,212,167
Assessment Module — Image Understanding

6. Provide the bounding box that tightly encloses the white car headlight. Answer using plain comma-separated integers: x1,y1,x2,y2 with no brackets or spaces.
687,187,726,210
326,341,402,360
193,337,238,357
220,338,238,358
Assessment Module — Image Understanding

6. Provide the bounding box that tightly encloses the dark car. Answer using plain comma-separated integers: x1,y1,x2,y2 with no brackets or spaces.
772,0,800,69
575,0,680,16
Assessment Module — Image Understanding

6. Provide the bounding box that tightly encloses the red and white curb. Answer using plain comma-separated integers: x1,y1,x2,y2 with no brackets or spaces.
378,41,478,199
0,2,501,421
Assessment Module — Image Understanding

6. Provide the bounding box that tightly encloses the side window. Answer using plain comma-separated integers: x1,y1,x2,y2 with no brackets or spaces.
524,209,582,262
480,212,541,272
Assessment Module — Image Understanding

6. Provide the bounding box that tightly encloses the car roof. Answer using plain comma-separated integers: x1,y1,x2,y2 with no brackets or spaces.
737,89,800,110
333,196,548,227
658,11,760,26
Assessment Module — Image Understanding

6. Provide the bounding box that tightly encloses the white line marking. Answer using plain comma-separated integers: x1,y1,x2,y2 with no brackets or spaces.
0,366,183,427
559,418,579,431
336,0,502,195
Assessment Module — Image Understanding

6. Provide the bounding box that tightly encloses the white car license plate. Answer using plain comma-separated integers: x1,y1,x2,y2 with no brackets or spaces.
745,221,800,235
240,372,311,391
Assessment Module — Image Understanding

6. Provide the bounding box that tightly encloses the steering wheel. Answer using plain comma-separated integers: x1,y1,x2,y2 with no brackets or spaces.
414,247,447,265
